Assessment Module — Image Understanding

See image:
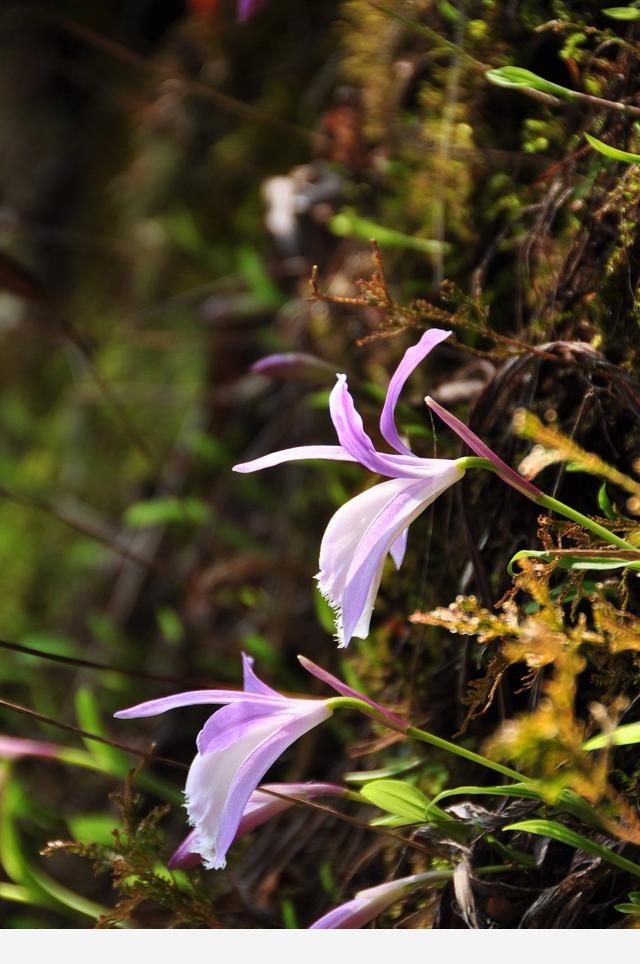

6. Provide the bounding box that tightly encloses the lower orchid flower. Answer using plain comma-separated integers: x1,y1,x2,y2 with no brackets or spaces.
309,869,452,929
234,329,537,647
115,654,403,870
169,781,346,869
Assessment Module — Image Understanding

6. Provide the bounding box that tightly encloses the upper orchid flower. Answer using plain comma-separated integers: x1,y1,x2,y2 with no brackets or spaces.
234,330,465,647
116,654,403,870
234,329,540,647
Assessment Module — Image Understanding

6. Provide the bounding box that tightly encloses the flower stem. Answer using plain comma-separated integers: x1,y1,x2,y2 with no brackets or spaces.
534,492,637,551
460,457,637,551
406,726,524,782
327,697,524,781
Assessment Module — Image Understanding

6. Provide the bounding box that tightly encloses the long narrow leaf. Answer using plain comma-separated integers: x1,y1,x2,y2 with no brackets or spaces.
504,820,640,878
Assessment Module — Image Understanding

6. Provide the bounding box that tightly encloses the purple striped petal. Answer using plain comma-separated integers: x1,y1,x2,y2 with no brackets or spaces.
310,872,441,929
250,353,334,382
340,467,463,645
169,781,345,869
242,653,280,697
317,479,416,613
168,829,201,870
298,655,408,730
329,376,432,478
195,701,293,755
186,702,331,868
389,527,408,569
380,329,452,455
114,689,284,720
316,465,463,647
233,445,356,474
425,396,541,498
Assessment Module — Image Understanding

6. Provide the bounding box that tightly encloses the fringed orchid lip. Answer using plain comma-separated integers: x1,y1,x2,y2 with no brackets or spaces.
233,329,464,646
168,781,346,870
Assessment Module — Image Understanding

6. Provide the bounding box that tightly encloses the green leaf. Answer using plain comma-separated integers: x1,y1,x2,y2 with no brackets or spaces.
360,779,430,821
504,819,640,878
507,547,640,575
156,606,184,646
237,245,283,309
486,67,576,100
430,782,544,807
329,210,450,255
603,6,640,20
585,132,640,163
124,496,211,528
598,482,616,520
75,687,123,772
615,902,640,914
0,883,33,905
369,814,416,828
68,813,118,847
344,758,424,784
508,549,553,574
583,722,640,751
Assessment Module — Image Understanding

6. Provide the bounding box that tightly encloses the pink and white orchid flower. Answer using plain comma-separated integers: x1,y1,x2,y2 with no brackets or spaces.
116,654,402,870
234,329,539,647
234,330,464,647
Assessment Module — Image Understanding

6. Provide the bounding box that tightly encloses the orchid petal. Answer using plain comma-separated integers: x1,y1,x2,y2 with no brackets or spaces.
298,655,407,730
168,829,201,870
316,467,462,647
425,396,541,498
329,375,448,479
250,353,334,381
380,329,452,455
310,883,406,929
317,479,417,611
340,466,463,645
186,703,331,868
114,689,283,720
169,781,346,870
389,527,408,569
233,444,356,474
310,872,442,929
196,700,294,755
241,653,280,697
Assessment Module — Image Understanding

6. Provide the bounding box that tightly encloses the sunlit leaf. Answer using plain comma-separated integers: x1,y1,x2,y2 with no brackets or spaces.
124,496,211,528
486,67,576,99
585,132,640,163
329,210,450,254
583,722,640,751
360,779,430,821
504,819,640,877
603,6,640,20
